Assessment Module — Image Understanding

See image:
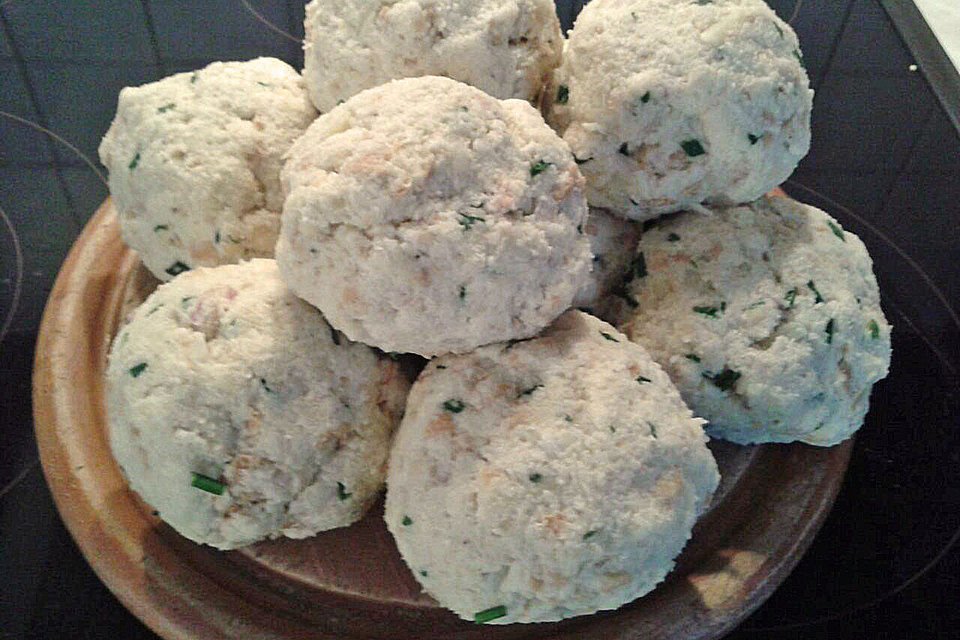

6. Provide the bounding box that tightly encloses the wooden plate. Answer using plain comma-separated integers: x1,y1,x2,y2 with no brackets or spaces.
34,199,853,640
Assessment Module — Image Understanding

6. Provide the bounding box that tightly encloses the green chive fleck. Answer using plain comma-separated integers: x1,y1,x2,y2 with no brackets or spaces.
128,152,140,170
685,354,701,363
827,221,846,241
681,139,706,157
436,364,447,370
457,211,486,230
129,362,147,377
165,261,190,277
641,91,651,103
459,284,466,300
633,252,647,278
420,570,428,577
649,423,658,438
402,516,413,526
518,384,543,398
573,155,592,165
609,425,617,433
868,319,880,339
600,331,619,342
807,280,824,304
443,399,466,413
556,85,569,104
157,103,175,113
748,133,762,145
564,415,573,422
693,305,719,318
530,160,552,176
529,473,542,483
191,472,224,495
785,287,798,308
825,318,836,344
256,81,271,87
705,367,741,392
667,233,680,242
154,224,168,232
636,375,651,384
618,142,630,156
583,530,599,540
336,481,352,501
474,605,507,624
190,72,198,83
746,300,766,310
336,99,345,105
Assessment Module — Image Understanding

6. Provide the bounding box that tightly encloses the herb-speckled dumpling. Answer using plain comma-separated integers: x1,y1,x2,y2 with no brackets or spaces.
547,0,812,220
106,259,409,550
385,310,719,623
619,196,891,446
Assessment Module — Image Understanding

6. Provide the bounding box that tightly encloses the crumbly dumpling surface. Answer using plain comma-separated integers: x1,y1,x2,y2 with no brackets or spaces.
619,196,891,446
547,0,812,220
106,260,409,550
385,310,719,624
98,58,317,281
277,76,592,357
572,206,641,317
302,0,562,112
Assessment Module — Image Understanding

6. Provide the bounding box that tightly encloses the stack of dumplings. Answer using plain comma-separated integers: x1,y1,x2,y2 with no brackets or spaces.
101,0,891,627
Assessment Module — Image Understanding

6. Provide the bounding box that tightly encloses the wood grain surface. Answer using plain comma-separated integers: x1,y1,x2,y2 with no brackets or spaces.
33,197,852,640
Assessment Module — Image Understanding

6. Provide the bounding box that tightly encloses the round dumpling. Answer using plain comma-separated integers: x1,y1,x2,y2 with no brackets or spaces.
619,196,891,446
302,0,563,112
385,310,719,623
547,0,812,220
106,259,409,550
277,76,592,357
98,58,317,281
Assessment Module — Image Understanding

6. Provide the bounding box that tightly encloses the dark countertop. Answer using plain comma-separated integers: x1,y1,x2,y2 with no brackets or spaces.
2,2,958,638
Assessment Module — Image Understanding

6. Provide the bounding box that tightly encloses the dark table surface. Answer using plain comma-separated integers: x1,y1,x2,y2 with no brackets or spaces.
2,1,958,638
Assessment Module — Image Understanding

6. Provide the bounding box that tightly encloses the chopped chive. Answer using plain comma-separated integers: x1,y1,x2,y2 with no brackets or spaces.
705,367,741,392
600,331,619,342
825,318,836,344
129,362,148,377
256,81,271,87
649,423,658,438
154,224,168,232
556,85,569,104
583,529,599,540
435,364,447,370
518,384,543,398
459,284,466,300
693,305,719,318
420,570,428,577
530,160,552,176
748,133,762,145
573,155,592,165
190,72,198,83
633,252,647,278
685,354,701,363
529,473,542,483
609,425,617,433
640,91,651,104
807,280,824,304
576,223,584,233
165,261,190,277
746,300,766,310
336,99,345,105
260,378,274,393
336,481,352,501
618,142,630,156
180,296,194,307
214,230,221,243
667,233,680,242
474,605,507,624
402,516,413,526
157,102,175,113
191,472,224,495
827,221,846,241
457,211,486,230
681,139,706,157
128,152,140,170
443,399,466,413
785,287,798,308
868,319,880,339
636,375,651,383
329,326,341,345
564,415,573,422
